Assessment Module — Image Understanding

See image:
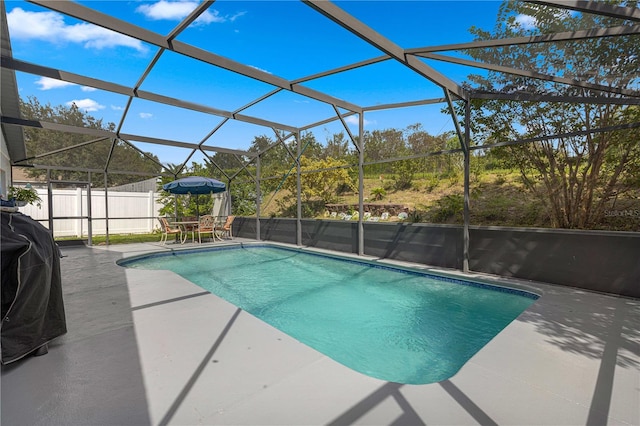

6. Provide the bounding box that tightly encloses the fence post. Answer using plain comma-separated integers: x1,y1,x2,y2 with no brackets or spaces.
76,187,83,237
148,191,155,233
47,171,54,235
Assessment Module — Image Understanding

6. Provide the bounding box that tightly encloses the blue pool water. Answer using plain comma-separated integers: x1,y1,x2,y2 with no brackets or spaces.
122,245,538,384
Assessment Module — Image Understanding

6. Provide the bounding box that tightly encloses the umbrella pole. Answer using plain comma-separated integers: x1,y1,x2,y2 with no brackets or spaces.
173,195,178,221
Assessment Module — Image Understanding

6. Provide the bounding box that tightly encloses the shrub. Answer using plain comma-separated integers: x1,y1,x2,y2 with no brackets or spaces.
423,175,439,192
392,159,420,190
431,194,464,223
370,187,386,201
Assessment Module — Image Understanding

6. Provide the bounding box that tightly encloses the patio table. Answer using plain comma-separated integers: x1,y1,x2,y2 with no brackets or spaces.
170,221,199,244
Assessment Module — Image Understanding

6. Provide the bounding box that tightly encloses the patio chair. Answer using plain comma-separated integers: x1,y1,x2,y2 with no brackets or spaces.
197,215,216,243
158,217,183,244
216,215,235,240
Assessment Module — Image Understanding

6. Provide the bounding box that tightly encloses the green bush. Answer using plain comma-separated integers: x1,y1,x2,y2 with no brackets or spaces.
431,194,464,223
370,187,386,201
408,209,426,223
392,159,420,190
478,194,511,223
423,175,439,193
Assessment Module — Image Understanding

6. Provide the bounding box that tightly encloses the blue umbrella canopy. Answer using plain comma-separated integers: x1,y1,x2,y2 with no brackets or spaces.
163,176,226,195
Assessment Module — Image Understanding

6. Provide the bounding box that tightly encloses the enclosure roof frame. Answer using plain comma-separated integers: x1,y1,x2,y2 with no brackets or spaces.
1,0,638,176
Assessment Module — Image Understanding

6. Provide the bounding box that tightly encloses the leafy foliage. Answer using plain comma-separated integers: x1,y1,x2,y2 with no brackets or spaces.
430,194,464,223
323,131,352,160
302,156,354,203
370,186,386,201
8,185,42,207
391,157,420,190
463,1,640,228
279,156,356,207
20,96,162,186
230,179,257,216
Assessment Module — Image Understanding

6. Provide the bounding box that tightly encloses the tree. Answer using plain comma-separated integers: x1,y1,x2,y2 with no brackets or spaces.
406,124,455,175
280,156,356,204
298,132,323,159
229,178,257,216
323,131,351,160
250,134,293,174
464,1,640,228
363,128,406,163
406,124,450,154
391,159,419,190
207,151,242,172
20,96,162,186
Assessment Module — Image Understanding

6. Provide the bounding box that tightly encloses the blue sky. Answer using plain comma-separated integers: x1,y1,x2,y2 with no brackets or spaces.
6,0,512,164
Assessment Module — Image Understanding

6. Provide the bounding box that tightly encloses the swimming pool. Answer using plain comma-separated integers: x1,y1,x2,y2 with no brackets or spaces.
122,244,538,384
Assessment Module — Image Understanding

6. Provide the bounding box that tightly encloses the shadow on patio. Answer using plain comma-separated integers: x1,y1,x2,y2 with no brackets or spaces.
2,243,638,426
1,247,151,425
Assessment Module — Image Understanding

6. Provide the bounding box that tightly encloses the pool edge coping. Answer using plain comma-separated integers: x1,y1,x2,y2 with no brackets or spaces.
117,241,542,301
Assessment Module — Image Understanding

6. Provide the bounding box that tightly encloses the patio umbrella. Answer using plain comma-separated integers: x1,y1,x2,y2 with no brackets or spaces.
162,176,226,195
163,176,226,218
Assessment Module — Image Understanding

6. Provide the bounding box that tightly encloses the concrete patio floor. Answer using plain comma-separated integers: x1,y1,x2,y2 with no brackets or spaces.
1,240,639,425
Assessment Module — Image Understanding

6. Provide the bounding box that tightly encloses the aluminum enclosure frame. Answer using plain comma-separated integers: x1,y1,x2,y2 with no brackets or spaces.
2,0,639,269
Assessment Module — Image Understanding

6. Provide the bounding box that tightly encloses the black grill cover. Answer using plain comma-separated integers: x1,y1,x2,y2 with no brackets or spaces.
1,211,66,364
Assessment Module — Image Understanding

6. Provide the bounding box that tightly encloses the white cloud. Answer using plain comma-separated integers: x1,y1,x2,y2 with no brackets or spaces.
7,8,62,39
35,77,98,93
193,9,227,25
139,112,153,119
514,14,538,30
66,99,105,112
64,22,145,50
35,77,75,90
345,116,375,127
137,1,203,20
136,1,245,25
228,11,247,22
111,105,124,111
7,7,146,52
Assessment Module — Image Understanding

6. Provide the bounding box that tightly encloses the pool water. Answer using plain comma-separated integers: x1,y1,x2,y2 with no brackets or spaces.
123,245,537,384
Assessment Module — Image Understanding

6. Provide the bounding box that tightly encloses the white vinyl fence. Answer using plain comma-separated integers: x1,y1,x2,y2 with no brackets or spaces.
20,188,163,238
